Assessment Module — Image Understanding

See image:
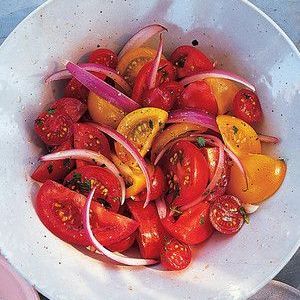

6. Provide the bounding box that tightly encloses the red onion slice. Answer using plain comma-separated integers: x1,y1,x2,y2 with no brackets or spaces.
180,69,255,91
258,134,280,144
40,149,126,205
155,197,167,219
45,63,132,95
148,34,163,90
118,24,167,59
87,123,152,208
83,188,158,266
65,61,140,112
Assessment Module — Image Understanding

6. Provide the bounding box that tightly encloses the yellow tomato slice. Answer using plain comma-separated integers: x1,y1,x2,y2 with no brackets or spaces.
204,78,240,114
150,123,206,162
111,154,146,197
117,47,162,86
217,115,261,156
115,107,168,166
227,154,286,204
88,92,126,129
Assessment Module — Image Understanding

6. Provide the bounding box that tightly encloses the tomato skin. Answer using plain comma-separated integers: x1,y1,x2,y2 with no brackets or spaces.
31,140,75,183
88,48,118,69
132,59,176,103
36,180,138,246
127,200,165,259
162,140,209,207
142,81,183,111
106,232,136,252
232,89,263,124
160,238,192,271
209,195,244,234
65,78,89,103
73,123,111,168
178,81,218,115
64,165,121,212
161,201,214,245
170,45,213,78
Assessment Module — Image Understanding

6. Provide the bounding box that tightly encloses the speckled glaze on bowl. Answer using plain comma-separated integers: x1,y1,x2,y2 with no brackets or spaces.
0,0,299,299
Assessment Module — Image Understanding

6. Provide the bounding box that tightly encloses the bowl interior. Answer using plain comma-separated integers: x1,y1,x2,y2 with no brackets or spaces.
0,0,299,299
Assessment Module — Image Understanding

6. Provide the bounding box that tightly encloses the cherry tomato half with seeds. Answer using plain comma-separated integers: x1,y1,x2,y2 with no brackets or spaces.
161,140,209,208
88,48,118,69
209,195,244,234
106,232,136,253
232,89,263,124
160,238,192,271
64,165,121,212
178,81,218,115
142,81,183,111
170,45,213,78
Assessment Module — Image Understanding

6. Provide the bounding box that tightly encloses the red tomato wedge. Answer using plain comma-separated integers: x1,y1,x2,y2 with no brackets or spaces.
161,201,214,245
127,200,165,259
170,45,213,78
209,195,244,234
88,48,118,69
132,59,176,103
36,180,138,246
161,140,209,207
31,140,75,183
64,165,121,212
106,232,136,253
73,123,111,168
160,238,191,271
178,81,218,115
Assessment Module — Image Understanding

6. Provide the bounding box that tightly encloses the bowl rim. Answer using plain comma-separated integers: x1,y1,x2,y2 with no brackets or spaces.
0,0,299,299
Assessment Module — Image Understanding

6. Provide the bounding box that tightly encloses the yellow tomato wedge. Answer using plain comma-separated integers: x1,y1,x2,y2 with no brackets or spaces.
88,92,126,129
228,154,286,204
117,47,163,86
111,154,146,197
204,78,240,114
150,123,206,162
217,115,261,156
115,107,168,166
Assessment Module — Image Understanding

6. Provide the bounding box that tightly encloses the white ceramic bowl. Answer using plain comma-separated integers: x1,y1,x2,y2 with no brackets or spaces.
0,0,299,299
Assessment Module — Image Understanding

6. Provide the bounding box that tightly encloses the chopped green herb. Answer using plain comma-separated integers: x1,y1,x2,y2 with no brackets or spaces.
197,137,206,148
239,207,250,224
73,173,82,181
47,108,56,115
47,164,53,174
177,56,186,68
35,118,43,126
233,125,239,135
199,215,205,225
149,119,154,129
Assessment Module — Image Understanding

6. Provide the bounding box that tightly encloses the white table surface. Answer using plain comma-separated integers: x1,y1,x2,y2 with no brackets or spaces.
0,0,299,299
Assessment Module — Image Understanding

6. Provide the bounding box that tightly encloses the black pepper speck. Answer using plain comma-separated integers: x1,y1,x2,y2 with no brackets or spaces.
192,39,199,46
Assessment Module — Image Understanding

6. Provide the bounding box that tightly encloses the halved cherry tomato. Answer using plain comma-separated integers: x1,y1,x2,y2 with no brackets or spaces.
106,232,136,252
88,48,118,69
127,200,165,259
151,123,206,162
161,201,214,245
142,81,183,111
115,107,168,166
216,115,261,157
161,140,209,207
88,92,126,129
31,140,75,183
64,165,121,212
204,78,240,114
65,78,89,103
201,147,232,201
209,195,244,234
160,238,192,271
111,154,146,197
170,45,213,78
74,123,111,168
232,89,263,124
227,154,286,204
117,47,159,86
132,59,176,102
36,180,138,246
178,81,218,115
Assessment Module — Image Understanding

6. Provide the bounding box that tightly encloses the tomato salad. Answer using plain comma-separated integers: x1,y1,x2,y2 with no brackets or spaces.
32,24,286,270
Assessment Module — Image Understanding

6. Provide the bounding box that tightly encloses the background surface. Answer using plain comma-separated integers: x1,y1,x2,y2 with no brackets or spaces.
0,0,299,299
